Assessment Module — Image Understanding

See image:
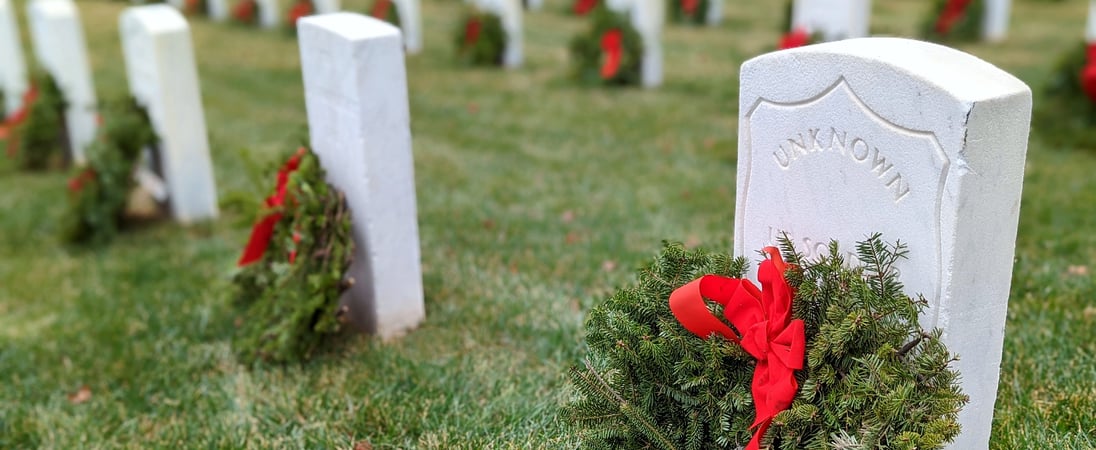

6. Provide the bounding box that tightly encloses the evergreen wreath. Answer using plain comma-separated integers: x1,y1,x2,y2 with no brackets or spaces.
454,9,506,66
922,0,984,43
12,72,69,171
61,98,157,245
232,0,261,25
232,146,354,365
369,0,401,27
573,0,598,16
286,0,314,28
570,9,643,86
563,235,967,450
1035,41,1096,149
668,0,709,25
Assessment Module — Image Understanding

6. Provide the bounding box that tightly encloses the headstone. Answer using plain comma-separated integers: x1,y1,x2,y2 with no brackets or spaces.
525,0,543,11
119,5,218,223
297,13,425,338
313,0,340,13
705,0,722,26
0,0,27,116
631,0,663,87
735,37,1030,450
791,0,871,40
258,0,280,28
393,0,422,54
473,0,522,67
26,0,97,164
1087,0,1096,43
982,0,1010,42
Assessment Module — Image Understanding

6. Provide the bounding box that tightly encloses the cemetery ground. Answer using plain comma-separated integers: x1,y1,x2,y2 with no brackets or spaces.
0,0,1094,448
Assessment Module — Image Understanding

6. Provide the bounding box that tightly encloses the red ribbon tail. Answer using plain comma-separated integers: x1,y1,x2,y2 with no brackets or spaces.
745,419,770,450
238,212,282,267
599,29,623,80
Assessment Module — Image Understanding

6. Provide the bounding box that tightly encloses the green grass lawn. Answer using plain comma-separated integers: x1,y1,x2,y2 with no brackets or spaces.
1,0,1094,448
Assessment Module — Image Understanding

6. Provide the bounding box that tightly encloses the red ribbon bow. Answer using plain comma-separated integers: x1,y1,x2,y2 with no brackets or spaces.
573,0,597,15
0,86,40,157
778,27,810,50
934,0,972,35
237,147,307,267
371,0,392,20
1081,45,1096,103
232,0,257,23
599,28,623,80
67,168,97,193
463,17,482,48
681,0,699,16
669,247,805,450
287,0,313,26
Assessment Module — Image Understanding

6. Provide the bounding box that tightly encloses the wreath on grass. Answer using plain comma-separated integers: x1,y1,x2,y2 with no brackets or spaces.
922,0,984,42
454,9,506,66
1034,41,1096,149
286,0,314,28
232,0,262,25
232,146,354,365
2,72,69,171
668,0,709,25
370,0,402,27
570,9,643,86
564,235,967,450
61,98,158,245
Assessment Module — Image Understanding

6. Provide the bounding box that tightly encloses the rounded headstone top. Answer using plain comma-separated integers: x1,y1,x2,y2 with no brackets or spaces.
120,4,189,35
299,12,401,41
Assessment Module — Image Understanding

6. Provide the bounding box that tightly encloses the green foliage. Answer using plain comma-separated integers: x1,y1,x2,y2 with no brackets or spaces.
15,72,68,171
231,147,354,365
922,0,984,43
1034,41,1096,149
0,89,6,118
61,98,158,245
564,236,967,449
569,9,644,86
454,10,506,66
370,0,401,27
668,0,710,25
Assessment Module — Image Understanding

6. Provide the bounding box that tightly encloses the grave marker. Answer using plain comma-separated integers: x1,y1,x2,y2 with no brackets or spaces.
258,0,280,28
791,0,871,41
297,13,425,338
473,0,522,67
1088,0,1096,42
313,0,340,13
983,0,1010,42
705,0,722,26
631,0,663,87
0,0,27,116
120,4,218,223
735,37,1030,450
393,0,422,54
27,0,97,164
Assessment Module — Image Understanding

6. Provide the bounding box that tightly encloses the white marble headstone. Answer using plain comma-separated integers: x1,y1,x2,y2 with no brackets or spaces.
297,13,425,338
257,0,280,28
1087,0,1096,43
0,0,27,117
982,0,1010,42
791,0,871,40
26,0,97,164
207,0,230,21
705,0,722,26
735,38,1030,450
313,0,340,13
119,5,218,223
393,0,422,54
630,0,663,87
473,0,522,67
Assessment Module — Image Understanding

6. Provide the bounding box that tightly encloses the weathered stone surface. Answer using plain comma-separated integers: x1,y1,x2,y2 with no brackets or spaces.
298,13,425,338
27,0,97,164
120,4,219,223
736,37,1031,450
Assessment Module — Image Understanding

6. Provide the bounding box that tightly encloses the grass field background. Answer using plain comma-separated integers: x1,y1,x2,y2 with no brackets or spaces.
1,0,1094,448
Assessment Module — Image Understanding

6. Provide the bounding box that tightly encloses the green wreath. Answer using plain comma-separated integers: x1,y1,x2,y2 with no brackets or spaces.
61,98,157,245
921,0,984,43
570,9,643,86
454,9,506,66
1034,41,1096,149
564,235,966,450
14,72,68,171
232,146,354,365
668,0,709,25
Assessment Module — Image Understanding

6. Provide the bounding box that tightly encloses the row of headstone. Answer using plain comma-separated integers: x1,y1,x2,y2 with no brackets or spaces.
791,0,1012,42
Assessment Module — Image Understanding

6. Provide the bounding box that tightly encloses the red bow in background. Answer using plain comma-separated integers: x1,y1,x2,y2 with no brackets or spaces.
681,0,699,16
68,168,97,193
573,0,597,15
599,28,623,80
287,0,313,26
669,247,806,450
0,86,40,157
1081,44,1096,102
464,17,483,48
371,0,392,20
934,0,972,35
238,147,307,267
232,0,258,23
778,27,810,50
